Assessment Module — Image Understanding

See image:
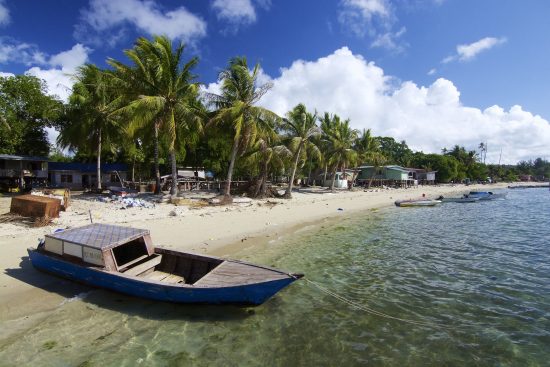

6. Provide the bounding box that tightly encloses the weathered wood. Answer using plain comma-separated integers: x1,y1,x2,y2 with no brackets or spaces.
10,194,61,218
195,261,289,287
124,255,162,276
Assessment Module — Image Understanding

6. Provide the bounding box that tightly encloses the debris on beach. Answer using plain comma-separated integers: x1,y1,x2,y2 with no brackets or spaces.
96,195,155,209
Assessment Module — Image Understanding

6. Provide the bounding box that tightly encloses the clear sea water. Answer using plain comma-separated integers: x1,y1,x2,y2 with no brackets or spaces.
1,188,549,366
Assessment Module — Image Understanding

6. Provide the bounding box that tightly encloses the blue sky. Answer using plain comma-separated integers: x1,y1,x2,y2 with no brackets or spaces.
1,0,549,163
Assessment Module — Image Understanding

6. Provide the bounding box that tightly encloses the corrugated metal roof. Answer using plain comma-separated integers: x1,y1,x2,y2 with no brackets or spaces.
0,154,48,161
48,162,128,173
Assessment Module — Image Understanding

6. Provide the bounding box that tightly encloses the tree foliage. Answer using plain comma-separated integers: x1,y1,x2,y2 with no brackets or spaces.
0,75,62,156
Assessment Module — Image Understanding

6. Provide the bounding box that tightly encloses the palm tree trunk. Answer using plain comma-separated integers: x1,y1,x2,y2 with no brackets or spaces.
323,164,328,186
330,164,338,192
224,138,240,198
257,159,269,198
285,145,302,198
153,122,161,194
169,149,178,196
96,127,102,190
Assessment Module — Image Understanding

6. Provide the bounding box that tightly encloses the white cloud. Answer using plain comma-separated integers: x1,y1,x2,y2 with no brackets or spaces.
0,39,47,66
77,0,206,46
0,0,9,26
212,0,256,25
443,36,507,63
206,47,549,164
0,71,14,78
26,44,91,102
371,26,406,52
427,68,436,76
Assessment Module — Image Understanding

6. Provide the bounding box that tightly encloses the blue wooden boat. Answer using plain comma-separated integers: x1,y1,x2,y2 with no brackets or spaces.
27,223,303,305
468,191,506,200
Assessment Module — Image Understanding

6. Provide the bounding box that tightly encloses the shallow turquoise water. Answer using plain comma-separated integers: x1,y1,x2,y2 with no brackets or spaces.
1,188,549,366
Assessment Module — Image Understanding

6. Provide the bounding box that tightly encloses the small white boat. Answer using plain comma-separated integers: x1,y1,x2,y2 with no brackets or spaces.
394,199,441,207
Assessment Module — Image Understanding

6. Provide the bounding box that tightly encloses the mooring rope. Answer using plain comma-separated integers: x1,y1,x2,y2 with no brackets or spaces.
304,278,455,329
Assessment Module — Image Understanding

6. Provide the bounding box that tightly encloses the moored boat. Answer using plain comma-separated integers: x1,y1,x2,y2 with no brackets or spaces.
439,196,480,203
468,191,506,200
394,199,441,207
28,223,303,305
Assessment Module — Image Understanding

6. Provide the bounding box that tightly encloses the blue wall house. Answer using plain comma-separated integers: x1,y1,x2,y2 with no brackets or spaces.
48,162,128,189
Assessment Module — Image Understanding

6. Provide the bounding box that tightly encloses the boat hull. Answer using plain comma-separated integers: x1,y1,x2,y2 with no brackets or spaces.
441,197,480,203
395,200,441,207
28,249,296,305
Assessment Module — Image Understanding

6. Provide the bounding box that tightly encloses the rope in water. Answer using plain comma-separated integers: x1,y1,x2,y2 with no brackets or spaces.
304,278,455,329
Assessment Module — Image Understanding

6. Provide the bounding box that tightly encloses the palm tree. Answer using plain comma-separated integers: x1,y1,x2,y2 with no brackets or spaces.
58,64,122,190
207,57,279,201
109,36,201,195
281,104,322,198
245,116,290,198
353,128,378,188
321,115,358,191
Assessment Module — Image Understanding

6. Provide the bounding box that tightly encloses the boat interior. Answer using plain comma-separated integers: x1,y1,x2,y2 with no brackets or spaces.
114,244,223,285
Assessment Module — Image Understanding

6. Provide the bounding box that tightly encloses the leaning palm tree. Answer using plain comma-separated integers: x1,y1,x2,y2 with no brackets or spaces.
58,64,122,190
207,57,279,201
109,36,201,195
244,115,290,198
322,115,358,191
281,104,322,198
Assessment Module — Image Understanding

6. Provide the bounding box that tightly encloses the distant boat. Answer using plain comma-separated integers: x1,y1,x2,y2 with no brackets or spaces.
440,196,480,203
28,224,303,305
394,199,441,207
468,191,506,200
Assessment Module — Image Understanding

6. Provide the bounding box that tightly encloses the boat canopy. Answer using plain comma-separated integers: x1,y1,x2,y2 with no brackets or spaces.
44,224,154,270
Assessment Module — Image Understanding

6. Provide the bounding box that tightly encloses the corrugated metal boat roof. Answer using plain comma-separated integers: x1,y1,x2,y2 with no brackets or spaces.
46,223,148,250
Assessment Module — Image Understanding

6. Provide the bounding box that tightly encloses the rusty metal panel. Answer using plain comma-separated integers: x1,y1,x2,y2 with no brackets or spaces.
10,195,61,218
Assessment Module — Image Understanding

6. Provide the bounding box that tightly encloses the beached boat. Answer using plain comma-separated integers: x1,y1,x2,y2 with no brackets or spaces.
468,191,506,200
27,223,303,305
394,199,441,207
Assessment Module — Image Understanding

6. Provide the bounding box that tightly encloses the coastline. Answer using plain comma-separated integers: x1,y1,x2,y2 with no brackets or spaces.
0,182,513,321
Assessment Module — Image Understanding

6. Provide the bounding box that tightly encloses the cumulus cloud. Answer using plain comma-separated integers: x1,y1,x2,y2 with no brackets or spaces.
205,47,549,164
76,0,207,47
26,44,91,102
443,36,507,63
0,71,14,78
212,0,256,24
0,39,47,66
0,0,9,26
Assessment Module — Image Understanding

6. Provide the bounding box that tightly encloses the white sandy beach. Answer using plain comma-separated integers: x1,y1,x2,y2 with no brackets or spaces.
0,183,512,321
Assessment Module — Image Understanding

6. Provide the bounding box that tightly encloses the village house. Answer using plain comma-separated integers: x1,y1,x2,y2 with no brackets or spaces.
48,162,128,189
0,154,49,190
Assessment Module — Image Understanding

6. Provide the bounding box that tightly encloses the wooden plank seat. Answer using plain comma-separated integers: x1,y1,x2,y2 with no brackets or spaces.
123,255,162,276
144,270,185,284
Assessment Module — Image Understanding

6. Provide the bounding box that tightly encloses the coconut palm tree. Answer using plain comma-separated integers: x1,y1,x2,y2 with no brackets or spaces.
322,115,358,191
352,128,378,188
207,57,279,201
281,104,322,198
245,116,290,198
109,36,201,195
58,64,122,190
